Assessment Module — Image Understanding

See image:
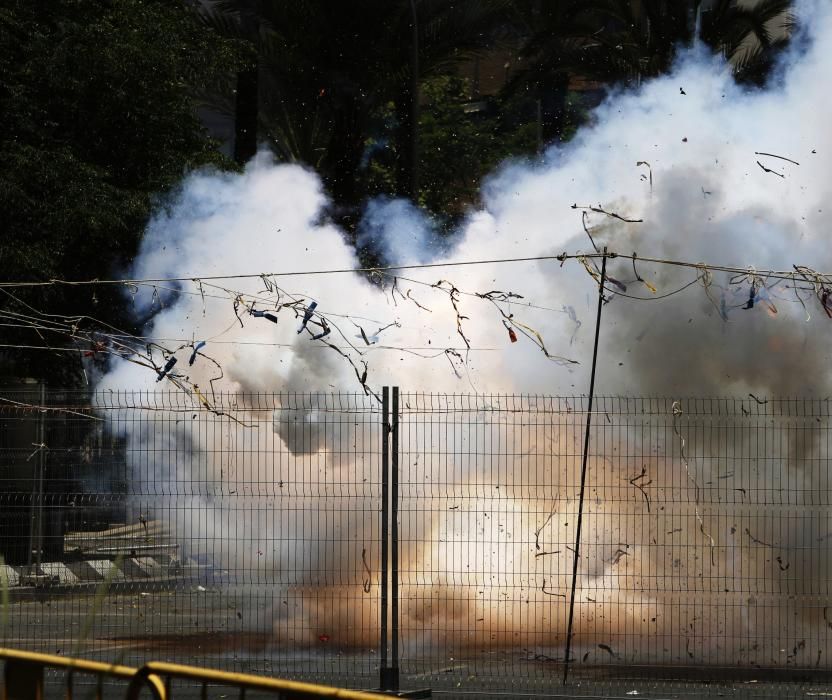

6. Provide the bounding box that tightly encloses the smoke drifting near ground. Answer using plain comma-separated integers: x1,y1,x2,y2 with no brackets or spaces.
96,0,832,665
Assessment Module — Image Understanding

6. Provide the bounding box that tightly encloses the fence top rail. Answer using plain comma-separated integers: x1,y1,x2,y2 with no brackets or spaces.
0,391,384,416
397,394,832,418
2,390,832,417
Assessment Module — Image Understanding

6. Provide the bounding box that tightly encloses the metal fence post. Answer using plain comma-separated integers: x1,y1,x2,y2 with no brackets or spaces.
563,248,607,686
390,387,400,691
35,383,45,572
26,383,45,572
3,658,43,700
380,388,391,690
380,387,401,692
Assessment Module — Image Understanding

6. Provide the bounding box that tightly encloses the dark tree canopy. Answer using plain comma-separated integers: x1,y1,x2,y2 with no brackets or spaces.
0,0,242,381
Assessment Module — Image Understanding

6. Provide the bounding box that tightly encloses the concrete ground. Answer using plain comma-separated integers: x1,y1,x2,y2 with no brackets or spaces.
4,588,832,699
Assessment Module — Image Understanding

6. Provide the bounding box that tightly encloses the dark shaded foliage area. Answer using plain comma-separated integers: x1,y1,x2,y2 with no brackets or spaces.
0,0,242,381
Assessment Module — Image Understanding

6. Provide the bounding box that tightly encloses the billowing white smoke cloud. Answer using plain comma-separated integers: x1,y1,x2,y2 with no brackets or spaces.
96,0,832,665
356,196,450,265
102,0,831,401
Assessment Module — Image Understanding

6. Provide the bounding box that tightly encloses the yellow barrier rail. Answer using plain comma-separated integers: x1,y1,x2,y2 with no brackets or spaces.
127,661,393,699
0,648,164,700
1,649,391,700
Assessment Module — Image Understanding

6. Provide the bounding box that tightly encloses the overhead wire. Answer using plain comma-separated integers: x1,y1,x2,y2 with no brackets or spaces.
2,250,832,288
6,245,832,398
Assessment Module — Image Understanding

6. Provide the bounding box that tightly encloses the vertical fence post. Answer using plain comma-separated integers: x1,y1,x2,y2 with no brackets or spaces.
27,382,46,572
390,387,400,690
380,387,401,692
35,382,45,571
4,658,44,700
380,387,390,690
563,248,607,686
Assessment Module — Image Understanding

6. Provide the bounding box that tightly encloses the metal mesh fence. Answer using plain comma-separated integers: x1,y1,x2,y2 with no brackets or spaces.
397,394,832,692
0,389,383,688
2,388,832,696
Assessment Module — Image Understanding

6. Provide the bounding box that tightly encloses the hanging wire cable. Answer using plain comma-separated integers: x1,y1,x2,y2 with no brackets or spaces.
2,250,832,288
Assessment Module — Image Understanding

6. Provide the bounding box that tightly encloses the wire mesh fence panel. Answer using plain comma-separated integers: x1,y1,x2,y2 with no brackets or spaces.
5,389,832,697
0,389,383,687
397,393,832,691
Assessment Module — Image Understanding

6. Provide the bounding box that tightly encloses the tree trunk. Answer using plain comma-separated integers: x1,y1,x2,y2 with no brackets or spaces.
233,64,259,165
325,96,366,233
234,4,260,165
395,0,419,199
394,86,417,199
538,72,570,146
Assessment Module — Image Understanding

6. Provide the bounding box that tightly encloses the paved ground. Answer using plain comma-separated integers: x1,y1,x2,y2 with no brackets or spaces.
5,587,832,699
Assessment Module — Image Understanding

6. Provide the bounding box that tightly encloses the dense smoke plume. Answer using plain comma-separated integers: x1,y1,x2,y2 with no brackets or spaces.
96,0,832,666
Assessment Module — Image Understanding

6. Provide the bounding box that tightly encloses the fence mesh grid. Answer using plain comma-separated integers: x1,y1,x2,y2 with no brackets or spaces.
0,390,382,687
397,394,832,692
2,389,832,696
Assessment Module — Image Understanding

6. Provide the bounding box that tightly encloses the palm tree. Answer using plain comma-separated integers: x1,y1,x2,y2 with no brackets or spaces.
198,0,508,219
572,0,795,83
698,0,795,82
505,0,793,145
505,1,615,144
197,0,264,165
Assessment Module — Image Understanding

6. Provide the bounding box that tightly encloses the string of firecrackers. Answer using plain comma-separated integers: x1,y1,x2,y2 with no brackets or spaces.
10,248,832,387
574,204,832,320
0,268,583,413
474,290,579,365
378,271,583,370
10,195,832,408
12,252,832,408
3,279,382,404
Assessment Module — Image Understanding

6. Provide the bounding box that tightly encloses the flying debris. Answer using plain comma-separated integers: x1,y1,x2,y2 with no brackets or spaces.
189,341,206,365
743,281,758,309
250,309,278,323
83,340,107,358
756,160,785,178
298,301,318,333
311,319,331,340
156,356,177,381
607,276,628,293
636,161,653,193
754,151,800,166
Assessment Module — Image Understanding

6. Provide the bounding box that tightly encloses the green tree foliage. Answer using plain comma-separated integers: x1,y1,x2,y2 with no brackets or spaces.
200,0,509,220
0,0,242,382
203,0,794,222
370,76,539,219
506,0,793,144
584,0,794,82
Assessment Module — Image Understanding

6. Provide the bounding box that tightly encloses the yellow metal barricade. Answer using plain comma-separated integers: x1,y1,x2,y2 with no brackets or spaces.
1,649,390,700
0,648,164,700
127,661,391,699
